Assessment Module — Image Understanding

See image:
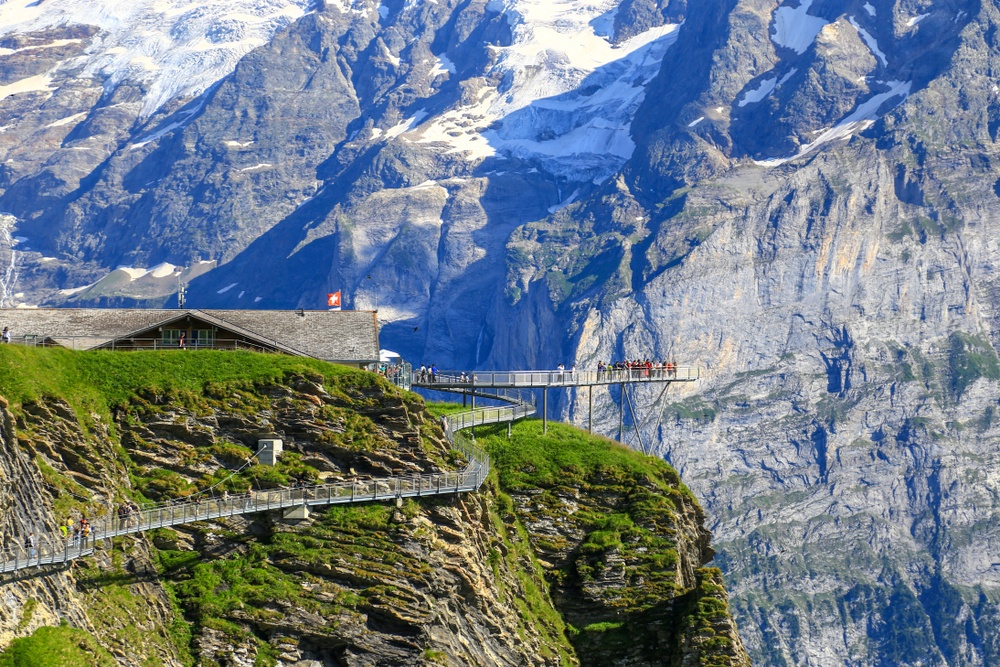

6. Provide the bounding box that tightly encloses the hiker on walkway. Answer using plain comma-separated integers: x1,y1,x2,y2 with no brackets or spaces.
1,327,9,343
26,532,35,559
80,518,90,548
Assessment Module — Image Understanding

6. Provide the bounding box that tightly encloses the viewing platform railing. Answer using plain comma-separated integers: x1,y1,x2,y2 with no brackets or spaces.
4,335,277,354
413,366,699,388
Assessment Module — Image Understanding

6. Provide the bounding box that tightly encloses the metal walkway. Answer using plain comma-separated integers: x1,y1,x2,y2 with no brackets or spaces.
412,366,699,436
412,367,699,389
0,405,509,574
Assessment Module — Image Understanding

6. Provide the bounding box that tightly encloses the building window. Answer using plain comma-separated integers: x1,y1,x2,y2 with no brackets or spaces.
191,329,215,348
162,329,182,346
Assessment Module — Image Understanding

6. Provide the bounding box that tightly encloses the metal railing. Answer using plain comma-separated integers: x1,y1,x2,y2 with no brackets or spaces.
376,362,412,390
4,335,276,354
413,366,699,388
0,383,521,574
0,461,494,573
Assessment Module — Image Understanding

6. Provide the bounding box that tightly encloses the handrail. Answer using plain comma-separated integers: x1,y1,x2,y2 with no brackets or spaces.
0,382,535,574
412,366,699,389
3,335,278,354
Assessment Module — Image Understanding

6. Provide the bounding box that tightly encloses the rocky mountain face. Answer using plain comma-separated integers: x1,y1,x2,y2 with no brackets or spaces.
1,0,1000,664
0,349,747,666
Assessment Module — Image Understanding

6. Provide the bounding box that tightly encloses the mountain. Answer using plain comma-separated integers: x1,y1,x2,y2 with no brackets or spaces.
0,347,749,666
1,0,1000,664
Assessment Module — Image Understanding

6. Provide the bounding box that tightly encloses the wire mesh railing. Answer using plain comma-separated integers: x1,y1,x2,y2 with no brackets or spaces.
0,384,521,573
4,335,277,354
413,366,699,388
0,462,494,573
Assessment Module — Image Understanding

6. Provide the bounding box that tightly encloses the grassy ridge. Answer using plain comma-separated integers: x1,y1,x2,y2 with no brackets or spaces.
0,346,366,414
0,625,116,667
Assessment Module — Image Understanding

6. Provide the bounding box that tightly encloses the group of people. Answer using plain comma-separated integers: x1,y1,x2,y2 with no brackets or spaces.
597,359,680,379
416,364,439,383
116,501,141,530
57,515,92,549
375,363,406,384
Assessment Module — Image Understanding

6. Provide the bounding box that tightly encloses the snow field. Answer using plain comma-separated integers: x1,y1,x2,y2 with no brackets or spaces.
411,0,681,182
0,0,315,116
771,0,828,54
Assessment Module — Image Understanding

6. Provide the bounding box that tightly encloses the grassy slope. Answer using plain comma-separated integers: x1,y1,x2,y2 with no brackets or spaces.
0,346,367,414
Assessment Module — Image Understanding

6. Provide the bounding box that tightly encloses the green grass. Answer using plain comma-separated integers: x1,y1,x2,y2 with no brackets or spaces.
0,624,117,667
0,346,370,415
479,419,690,495
947,331,1000,399
425,401,473,418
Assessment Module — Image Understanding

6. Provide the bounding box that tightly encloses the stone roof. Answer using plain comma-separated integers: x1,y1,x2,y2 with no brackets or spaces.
0,309,380,362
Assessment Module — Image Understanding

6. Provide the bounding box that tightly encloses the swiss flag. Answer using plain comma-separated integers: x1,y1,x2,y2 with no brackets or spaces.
327,291,341,310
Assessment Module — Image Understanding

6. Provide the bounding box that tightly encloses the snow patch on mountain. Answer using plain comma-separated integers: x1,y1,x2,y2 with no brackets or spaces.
412,0,680,183
756,80,911,166
738,77,777,106
771,0,828,54
0,0,315,116
0,73,55,103
429,54,455,78
45,112,88,129
849,16,887,66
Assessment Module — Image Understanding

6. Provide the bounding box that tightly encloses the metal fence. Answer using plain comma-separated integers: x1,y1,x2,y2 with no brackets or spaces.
4,335,277,354
0,393,505,573
414,366,700,388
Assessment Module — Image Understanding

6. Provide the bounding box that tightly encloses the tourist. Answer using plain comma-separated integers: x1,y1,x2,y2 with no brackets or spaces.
1,327,9,343
178,331,186,349
26,532,35,559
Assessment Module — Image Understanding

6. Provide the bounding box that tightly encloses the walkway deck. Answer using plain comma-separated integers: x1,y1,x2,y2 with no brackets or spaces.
412,366,698,435
411,367,698,390
0,408,506,574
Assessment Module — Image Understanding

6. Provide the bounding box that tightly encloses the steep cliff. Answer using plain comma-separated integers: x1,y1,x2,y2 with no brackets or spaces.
0,347,747,666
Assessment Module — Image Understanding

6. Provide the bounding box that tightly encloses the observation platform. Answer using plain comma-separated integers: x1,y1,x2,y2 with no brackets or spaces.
412,366,699,436
411,366,698,390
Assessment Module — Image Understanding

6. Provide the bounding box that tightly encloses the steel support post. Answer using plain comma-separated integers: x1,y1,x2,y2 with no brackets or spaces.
543,388,548,434
618,384,624,442
588,385,593,433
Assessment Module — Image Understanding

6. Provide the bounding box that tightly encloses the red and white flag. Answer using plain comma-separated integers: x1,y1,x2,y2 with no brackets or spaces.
327,291,341,310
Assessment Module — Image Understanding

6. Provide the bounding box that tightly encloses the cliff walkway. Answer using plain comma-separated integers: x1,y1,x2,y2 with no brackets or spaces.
0,396,530,575
1,365,697,574
411,366,699,436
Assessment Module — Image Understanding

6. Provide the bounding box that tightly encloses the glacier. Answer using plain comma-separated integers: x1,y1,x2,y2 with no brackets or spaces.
0,0,315,116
